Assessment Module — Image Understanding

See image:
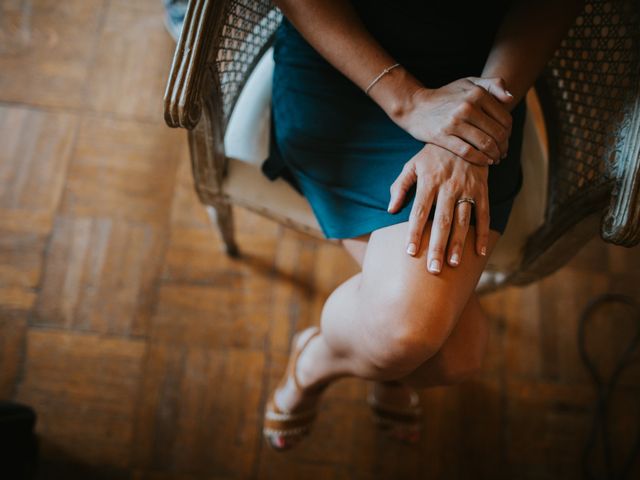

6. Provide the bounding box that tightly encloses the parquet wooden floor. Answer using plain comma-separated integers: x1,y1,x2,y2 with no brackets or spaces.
1,1,639,479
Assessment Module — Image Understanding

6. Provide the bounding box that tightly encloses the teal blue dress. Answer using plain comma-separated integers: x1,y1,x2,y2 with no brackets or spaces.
261,0,526,239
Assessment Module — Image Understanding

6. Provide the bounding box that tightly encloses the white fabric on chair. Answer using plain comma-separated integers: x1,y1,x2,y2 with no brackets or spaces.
223,46,549,275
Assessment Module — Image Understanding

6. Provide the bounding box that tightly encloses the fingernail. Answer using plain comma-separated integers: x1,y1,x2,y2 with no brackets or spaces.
387,199,394,212
505,90,513,97
488,158,494,165
481,246,487,256
450,252,459,265
429,259,441,272
407,243,417,255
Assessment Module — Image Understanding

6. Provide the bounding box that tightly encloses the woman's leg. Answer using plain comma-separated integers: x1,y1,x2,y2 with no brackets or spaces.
274,219,501,412
341,234,491,388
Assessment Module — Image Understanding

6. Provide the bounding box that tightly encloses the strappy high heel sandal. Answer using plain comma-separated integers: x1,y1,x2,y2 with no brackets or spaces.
263,326,328,451
367,380,422,444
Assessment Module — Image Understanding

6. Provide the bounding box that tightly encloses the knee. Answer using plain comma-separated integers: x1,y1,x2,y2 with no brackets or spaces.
357,291,459,378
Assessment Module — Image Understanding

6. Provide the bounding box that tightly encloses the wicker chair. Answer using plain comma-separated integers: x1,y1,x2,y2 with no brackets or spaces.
164,0,640,294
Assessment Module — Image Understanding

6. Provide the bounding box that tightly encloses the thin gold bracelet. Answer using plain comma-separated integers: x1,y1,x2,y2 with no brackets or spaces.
365,63,401,95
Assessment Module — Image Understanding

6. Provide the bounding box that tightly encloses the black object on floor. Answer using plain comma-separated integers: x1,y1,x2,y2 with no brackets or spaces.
0,401,38,480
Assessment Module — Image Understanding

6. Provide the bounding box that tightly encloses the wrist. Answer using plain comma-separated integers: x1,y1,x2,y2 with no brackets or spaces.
366,65,426,124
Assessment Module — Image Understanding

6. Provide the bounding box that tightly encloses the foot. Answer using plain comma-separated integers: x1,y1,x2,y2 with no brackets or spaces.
263,326,330,451
368,380,422,443
273,327,327,414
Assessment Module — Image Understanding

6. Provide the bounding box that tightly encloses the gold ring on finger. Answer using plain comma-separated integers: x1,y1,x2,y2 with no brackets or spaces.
456,197,476,207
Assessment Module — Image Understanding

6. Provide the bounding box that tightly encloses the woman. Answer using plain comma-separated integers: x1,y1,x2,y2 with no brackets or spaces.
261,0,583,450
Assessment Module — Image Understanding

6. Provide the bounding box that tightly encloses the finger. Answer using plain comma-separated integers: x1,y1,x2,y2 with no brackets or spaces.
447,199,473,267
477,92,513,133
388,161,417,213
405,178,436,256
427,189,456,274
433,134,493,167
474,191,491,258
450,122,501,163
467,84,513,133
468,76,514,104
463,106,509,159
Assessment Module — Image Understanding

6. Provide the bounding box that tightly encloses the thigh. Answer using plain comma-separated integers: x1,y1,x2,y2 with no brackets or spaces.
341,232,370,268
359,220,501,348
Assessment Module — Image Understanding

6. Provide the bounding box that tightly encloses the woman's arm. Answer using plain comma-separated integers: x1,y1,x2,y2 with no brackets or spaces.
272,0,421,120
480,0,585,110
273,0,513,166
388,0,585,272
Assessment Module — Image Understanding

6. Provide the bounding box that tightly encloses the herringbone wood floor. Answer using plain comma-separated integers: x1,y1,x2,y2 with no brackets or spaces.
1,1,639,479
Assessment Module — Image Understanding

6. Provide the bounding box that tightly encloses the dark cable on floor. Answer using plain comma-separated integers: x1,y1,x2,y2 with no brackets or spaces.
578,293,640,480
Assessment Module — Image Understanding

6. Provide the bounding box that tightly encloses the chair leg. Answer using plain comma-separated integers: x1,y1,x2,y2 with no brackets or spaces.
206,201,240,257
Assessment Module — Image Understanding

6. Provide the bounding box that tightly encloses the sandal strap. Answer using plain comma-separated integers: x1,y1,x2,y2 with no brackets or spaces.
367,393,422,415
263,397,318,433
290,326,322,391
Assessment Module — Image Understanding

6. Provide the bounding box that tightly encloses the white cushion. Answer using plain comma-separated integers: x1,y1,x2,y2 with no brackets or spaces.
224,47,275,166
224,47,548,274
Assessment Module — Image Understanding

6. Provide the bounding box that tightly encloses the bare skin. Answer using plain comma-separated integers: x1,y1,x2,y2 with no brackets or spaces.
269,0,584,420
274,229,493,414
274,221,501,414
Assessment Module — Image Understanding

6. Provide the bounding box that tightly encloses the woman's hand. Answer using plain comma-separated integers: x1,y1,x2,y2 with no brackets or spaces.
390,76,514,167
387,142,490,274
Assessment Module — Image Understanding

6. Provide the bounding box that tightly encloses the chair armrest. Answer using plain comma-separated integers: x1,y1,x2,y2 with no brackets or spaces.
602,93,640,246
164,0,229,129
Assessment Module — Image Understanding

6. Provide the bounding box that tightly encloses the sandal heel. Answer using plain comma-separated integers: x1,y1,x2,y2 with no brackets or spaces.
263,326,326,451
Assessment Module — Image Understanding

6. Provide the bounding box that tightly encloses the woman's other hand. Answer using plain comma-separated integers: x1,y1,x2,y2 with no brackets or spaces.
390,76,514,167
387,142,490,274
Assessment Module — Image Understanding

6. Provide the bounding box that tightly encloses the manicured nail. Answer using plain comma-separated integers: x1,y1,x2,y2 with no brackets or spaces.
407,243,417,255
505,90,514,97
481,246,487,256
429,259,441,273
387,200,394,212
450,252,460,265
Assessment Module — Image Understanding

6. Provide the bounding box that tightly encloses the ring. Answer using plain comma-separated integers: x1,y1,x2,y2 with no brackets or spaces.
456,197,476,206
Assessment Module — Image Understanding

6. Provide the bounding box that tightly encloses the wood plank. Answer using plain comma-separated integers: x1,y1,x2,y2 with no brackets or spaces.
0,105,78,302
33,215,166,336
149,280,270,350
132,344,264,478
15,330,146,469
479,282,545,381
0,105,78,213
0,312,27,398
87,0,177,122
267,228,333,354
163,158,280,282
538,268,611,384
345,381,505,480
0,0,107,109
59,115,183,225
504,379,595,480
